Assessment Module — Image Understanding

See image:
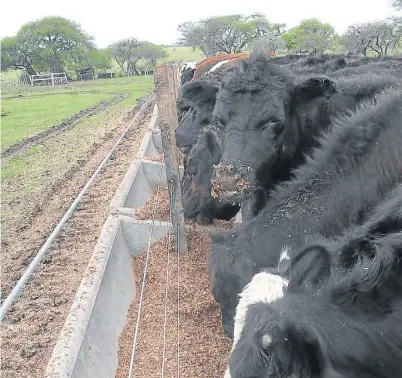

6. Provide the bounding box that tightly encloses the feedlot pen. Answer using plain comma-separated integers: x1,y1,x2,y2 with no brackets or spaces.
43,64,237,378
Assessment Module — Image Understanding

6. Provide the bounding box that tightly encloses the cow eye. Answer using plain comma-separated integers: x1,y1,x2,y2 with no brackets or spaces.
270,119,285,136
257,118,284,136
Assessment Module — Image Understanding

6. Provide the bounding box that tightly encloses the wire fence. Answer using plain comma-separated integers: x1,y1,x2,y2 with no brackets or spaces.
2,63,187,377
127,63,185,378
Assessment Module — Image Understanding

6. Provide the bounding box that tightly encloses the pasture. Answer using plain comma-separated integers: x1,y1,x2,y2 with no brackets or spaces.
1,77,154,227
163,46,205,62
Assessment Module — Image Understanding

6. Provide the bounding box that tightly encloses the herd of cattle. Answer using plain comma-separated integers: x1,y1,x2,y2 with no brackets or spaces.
176,51,402,377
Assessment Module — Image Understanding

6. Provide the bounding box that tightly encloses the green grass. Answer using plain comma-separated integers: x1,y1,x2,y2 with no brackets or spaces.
1,70,21,81
1,93,110,149
1,76,154,150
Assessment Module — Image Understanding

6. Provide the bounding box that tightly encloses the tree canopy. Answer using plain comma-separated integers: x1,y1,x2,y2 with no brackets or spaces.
178,14,282,56
282,18,336,54
393,0,402,10
110,39,166,76
342,17,402,56
1,16,94,75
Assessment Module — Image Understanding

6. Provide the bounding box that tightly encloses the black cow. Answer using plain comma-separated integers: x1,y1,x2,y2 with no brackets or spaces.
287,183,402,294
226,188,402,378
270,54,307,65
285,55,348,75
211,53,400,217
175,58,246,150
226,229,402,378
181,126,240,224
225,183,402,378
333,59,402,78
208,88,402,338
178,54,376,224
175,80,220,150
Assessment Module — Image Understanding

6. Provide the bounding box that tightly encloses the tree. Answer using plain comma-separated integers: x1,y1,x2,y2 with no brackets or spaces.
110,38,142,75
392,0,402,10
17,16,94,73
1,36,38,75
110,39,166,75
88,48,112,70
342,17,402,56
342,23,373,55
178,14,276,57
136,43,167,65
282,18,336,54
252,34,286,54
271,23,287,36
368,18,402,55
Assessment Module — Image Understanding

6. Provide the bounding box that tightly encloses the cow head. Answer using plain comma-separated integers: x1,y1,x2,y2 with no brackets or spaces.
226,299,325,378
175,80,220,149
181,129,223,224
211,55,337,203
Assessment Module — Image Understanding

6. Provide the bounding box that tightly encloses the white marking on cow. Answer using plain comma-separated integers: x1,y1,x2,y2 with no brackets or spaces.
279,245,290,263
223,271,288,378
185,61,197,70
233,271,289,347
208,59,231,73
180,61,197,74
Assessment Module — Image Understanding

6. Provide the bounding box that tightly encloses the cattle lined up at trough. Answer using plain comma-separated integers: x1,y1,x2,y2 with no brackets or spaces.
178,53,402,224
176,52,402,378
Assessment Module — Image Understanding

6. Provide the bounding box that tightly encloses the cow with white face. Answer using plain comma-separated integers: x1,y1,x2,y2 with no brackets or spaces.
224,247,291,378
180,61,197,85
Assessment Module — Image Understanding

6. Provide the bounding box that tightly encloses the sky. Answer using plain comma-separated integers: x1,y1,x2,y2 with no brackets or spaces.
0,0,400,48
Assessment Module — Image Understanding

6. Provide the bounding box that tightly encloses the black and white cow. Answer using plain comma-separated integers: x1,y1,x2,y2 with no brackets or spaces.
208,88,402,338
180,61,197,85
225,197,402,378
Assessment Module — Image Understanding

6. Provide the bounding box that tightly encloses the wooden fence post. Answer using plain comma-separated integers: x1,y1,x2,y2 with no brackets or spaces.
154,64,188,253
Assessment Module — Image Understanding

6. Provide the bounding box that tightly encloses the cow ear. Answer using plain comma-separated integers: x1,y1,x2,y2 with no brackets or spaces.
293,76,337,102
180,80,220,109
287,244,331,294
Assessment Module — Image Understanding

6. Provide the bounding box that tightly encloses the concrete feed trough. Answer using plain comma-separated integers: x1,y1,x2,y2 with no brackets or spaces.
45,101,240,378
45,216,171,378
137,129,163,159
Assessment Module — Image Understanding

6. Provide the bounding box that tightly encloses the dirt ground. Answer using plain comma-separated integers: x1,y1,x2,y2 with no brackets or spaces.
1,97,155,378
115,231,232,378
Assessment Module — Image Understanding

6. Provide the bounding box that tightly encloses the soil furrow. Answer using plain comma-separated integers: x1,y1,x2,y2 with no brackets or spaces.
1,97,154,378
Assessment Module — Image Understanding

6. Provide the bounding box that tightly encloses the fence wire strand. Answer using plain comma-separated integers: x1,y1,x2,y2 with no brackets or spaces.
128,67,185,378
127,154,166,378
161,219,172,377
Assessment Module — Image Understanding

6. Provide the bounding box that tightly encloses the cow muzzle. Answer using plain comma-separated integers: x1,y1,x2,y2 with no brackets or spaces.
211,163,257,202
